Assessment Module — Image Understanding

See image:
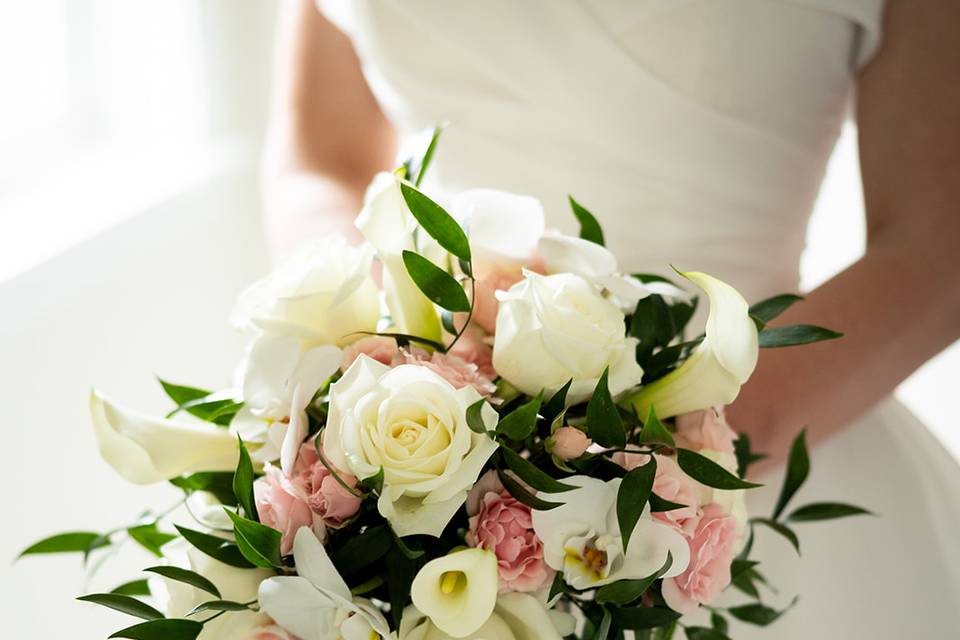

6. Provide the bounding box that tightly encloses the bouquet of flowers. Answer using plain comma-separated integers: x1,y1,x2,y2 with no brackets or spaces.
20,131,869,640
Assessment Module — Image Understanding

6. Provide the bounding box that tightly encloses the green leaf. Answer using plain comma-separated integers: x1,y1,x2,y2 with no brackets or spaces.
710,611,729,635
414,124,445,188
596,552,673,605
441,309,458,336
727,599,797,626
610,606,682,630
753,518,800,554
617,458,657,552
586,368,626,448
595,608,613,640
466,399,490,434
772,429,810,520
392,532,426,560
401,250,471,312
360,467,385,495
500,446,576,493
127,524,177,557
496,392,542,440
174,525,253,569
77,593,164,621
684,626,733,640
110,580,151,597
568,195,605,246
331,525,393,576
350,331,447,353
787,502,873,522
144,566,221,599
638,406,675,448
649,493,687,512
109,619,203,640
386,545,420,628
630,295,676,364
400,183,471,263
18,531,107,558
758,324,843,348
187,600,253,616
542,379,572,425
158,378,210,406
547,571,566,602
733,434,767,479
224,509,283,568
676,448,762,490
497,468,563,511
170,471,238,506
749,293,803,324
233,437,257,522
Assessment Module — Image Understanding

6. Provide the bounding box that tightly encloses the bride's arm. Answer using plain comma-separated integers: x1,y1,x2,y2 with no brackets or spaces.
262,0,396,258
728,0,960,469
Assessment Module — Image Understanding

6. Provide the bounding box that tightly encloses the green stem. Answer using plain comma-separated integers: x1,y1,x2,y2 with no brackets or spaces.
446,276,476,352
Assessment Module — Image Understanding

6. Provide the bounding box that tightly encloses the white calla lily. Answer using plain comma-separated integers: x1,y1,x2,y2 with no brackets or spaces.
232,334,342,474
90,390,239,484
356,172,442,343
531,476,689,590
625,271,759,419
258,528,392,640
399,591,570,640
410,548,499,638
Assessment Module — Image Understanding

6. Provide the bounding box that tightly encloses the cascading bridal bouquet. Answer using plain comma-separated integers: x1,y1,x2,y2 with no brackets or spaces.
20,131,870,640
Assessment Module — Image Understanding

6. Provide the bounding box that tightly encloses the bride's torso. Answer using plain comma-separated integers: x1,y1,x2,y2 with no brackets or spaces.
321,0,883,301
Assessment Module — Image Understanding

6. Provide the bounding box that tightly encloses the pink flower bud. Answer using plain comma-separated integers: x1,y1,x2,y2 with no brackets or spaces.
550,427,591,460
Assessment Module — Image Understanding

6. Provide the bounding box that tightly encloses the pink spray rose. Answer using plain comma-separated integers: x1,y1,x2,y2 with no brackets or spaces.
548,427,592,461
471,266,527,334
465,471,552,593
253,440,361,555
612,453,703,538
674,406,738,454
661,503,739,614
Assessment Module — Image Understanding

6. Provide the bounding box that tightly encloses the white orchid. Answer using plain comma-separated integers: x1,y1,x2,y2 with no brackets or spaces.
258,528,393,640
231,235,380,348
409,548,498,637
451,189,545,268
356,172,442,343
90,390,239,484
531,476,689,590
625,271,759,419
232,334,342,474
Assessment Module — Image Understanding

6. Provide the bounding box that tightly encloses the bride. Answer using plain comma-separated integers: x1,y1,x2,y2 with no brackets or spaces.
262,1,960,637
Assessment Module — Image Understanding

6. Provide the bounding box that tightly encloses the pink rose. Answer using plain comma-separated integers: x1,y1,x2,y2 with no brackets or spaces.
674,406,737,454
254,464,322,555
612,453,703,537
465,471,552,593
661,503,739,614
548,427,591,460
291,441,362,528
471,267,526,334
341,336,399,370
397,347,496,397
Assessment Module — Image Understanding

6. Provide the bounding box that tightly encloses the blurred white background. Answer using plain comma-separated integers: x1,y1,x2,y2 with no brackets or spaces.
0,1,956,637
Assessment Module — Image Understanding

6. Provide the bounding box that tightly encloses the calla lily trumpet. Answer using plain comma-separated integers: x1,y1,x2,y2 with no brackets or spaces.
624,270,759,419
410,548,499,638
90,390,239,484
356,172,442,343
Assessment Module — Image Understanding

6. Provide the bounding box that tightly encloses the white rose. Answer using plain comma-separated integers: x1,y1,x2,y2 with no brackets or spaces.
154,539,272,640
231,235,380,348
492,271,644,404
324,355,500,537
399,592,571,640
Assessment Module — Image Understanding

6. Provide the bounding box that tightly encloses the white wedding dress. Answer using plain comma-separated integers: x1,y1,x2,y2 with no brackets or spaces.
319,1,960,636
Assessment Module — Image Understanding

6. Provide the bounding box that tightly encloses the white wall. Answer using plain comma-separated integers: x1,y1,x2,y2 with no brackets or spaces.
0,167,269,637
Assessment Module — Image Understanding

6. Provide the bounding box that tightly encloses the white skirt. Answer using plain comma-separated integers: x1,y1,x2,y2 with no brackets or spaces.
736,397,960,638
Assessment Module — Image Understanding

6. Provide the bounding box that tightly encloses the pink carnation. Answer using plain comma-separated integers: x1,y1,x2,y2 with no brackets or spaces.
662,503,739,614
254,440,361,555
398,348,496,397
465,471,552,593
674,406,738,454
447,325,496,381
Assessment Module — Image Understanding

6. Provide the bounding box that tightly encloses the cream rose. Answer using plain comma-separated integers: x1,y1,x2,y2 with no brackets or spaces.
324,355,500,537
231,235,380,348
492,271,644,404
